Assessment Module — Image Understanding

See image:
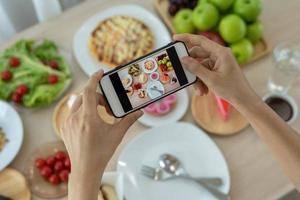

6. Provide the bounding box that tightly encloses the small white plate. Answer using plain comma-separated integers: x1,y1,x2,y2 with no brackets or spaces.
0,100,24,170
139,89,189,127
73,4,171,76
141,58,158,74
117,122,230,200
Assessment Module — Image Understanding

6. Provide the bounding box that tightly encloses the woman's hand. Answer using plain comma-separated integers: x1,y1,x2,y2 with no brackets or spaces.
174,33,256,105
61,70,143,200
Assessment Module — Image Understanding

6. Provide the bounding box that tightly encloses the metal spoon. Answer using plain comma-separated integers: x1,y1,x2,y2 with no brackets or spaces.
159,154,230,200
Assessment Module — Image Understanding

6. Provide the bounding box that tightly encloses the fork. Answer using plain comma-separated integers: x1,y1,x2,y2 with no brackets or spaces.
141,165,230,200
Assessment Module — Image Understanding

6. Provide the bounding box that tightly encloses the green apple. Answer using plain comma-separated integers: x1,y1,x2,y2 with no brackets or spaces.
174,9,195,33
219,14,246,43
233,0,262,22
230,38,254,64
247,21,263,43
210,0,234,12
192,3,219,31
198,0,209,6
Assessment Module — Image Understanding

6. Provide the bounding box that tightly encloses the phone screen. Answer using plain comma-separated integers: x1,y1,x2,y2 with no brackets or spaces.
109,46,188,113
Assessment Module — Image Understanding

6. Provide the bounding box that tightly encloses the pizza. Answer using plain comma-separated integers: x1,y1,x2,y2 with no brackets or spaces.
88,16,154,68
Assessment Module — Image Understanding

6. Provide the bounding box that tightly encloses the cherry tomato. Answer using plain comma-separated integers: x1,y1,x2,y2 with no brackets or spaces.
1,70,13,81
48,74,58,84
48,60,59,70
11,93,22,104
49,174,61,185
64,157,71,170
35,158,46,169
59,169,69,183
16,84,29,95
9,57,20,67
46,156,56,167
41,166,53,178
55,151,66,161
54,161,64,172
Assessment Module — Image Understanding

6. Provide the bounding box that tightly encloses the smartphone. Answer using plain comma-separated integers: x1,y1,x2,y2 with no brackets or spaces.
100,41,197,118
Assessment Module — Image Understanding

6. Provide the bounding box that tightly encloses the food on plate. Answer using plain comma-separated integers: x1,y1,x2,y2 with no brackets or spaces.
150,72,159,81
128,64,141,77
133,82,142,91
230,39,254,64
34,151,71,185
233,0,262,22
219,14,246,43
144,60,155,71
138,73,148,84
170,76,178,85
138,89,147,99
125,87,134,96
121,75,132,88
0,127,8,152
168,0,198,16
214,94,231,121
192,3,219,31
157,54,173,72
169,0,263,64
246,21,263,43
144,94,177,116
0,39,71,108
160,73,171,84
88,16,154,67
174,9,195,34
100,184,118,200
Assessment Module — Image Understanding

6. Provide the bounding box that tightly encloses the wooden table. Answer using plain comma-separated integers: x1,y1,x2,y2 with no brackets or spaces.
2,0,300,199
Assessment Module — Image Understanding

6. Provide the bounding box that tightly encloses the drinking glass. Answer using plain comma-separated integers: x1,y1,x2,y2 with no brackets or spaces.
268,42,300,94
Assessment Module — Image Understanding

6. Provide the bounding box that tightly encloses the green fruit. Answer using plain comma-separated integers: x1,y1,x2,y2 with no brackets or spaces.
198,0,210,6
230,38,254,64
210,0,234,12
247,21,263,43
233,0,262,22
174,9,196,33
219,14,246,43
192,3,219,31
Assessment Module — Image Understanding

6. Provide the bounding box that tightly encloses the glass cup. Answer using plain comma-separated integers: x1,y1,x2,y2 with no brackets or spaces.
268,42,300,94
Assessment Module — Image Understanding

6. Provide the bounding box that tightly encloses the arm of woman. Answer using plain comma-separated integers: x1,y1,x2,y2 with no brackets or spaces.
61,70,143,200
174,33,300,191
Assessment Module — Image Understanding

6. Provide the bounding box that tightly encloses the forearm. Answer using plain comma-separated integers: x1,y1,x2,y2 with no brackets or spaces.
233,90,300,190
68,166,104,200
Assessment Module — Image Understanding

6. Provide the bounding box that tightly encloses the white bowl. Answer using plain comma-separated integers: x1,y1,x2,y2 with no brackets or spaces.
0,100,24,170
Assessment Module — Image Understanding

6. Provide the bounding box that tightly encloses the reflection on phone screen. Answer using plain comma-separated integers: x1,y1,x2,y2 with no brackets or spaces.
109,46,188,113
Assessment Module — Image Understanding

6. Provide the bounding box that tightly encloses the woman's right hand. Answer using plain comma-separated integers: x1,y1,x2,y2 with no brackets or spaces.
174,33,257,106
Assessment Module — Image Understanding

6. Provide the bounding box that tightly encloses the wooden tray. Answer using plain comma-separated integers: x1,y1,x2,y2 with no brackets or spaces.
0,168,31,200
153,0,271,65
53,93,116,138
191,92,249,135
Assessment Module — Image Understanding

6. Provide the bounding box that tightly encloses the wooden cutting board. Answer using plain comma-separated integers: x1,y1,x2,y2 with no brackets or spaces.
191,92,249,135
153,0,271,66
0,168,31,200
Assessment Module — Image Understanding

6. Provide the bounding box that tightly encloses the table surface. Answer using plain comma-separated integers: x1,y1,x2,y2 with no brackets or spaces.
2,0,300,199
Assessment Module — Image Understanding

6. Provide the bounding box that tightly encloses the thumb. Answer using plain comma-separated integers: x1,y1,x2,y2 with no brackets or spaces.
116,110,143,133
181,56,211,83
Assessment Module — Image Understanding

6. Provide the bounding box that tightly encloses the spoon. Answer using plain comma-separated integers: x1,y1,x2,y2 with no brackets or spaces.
159,154,230,200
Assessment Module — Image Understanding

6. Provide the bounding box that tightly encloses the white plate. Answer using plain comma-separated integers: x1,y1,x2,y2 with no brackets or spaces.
101,172,124,200
117,122,230,200
0,100,24,170
146,81,165,100
73,4,171,76
141,58,158,74
139,89,189,127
